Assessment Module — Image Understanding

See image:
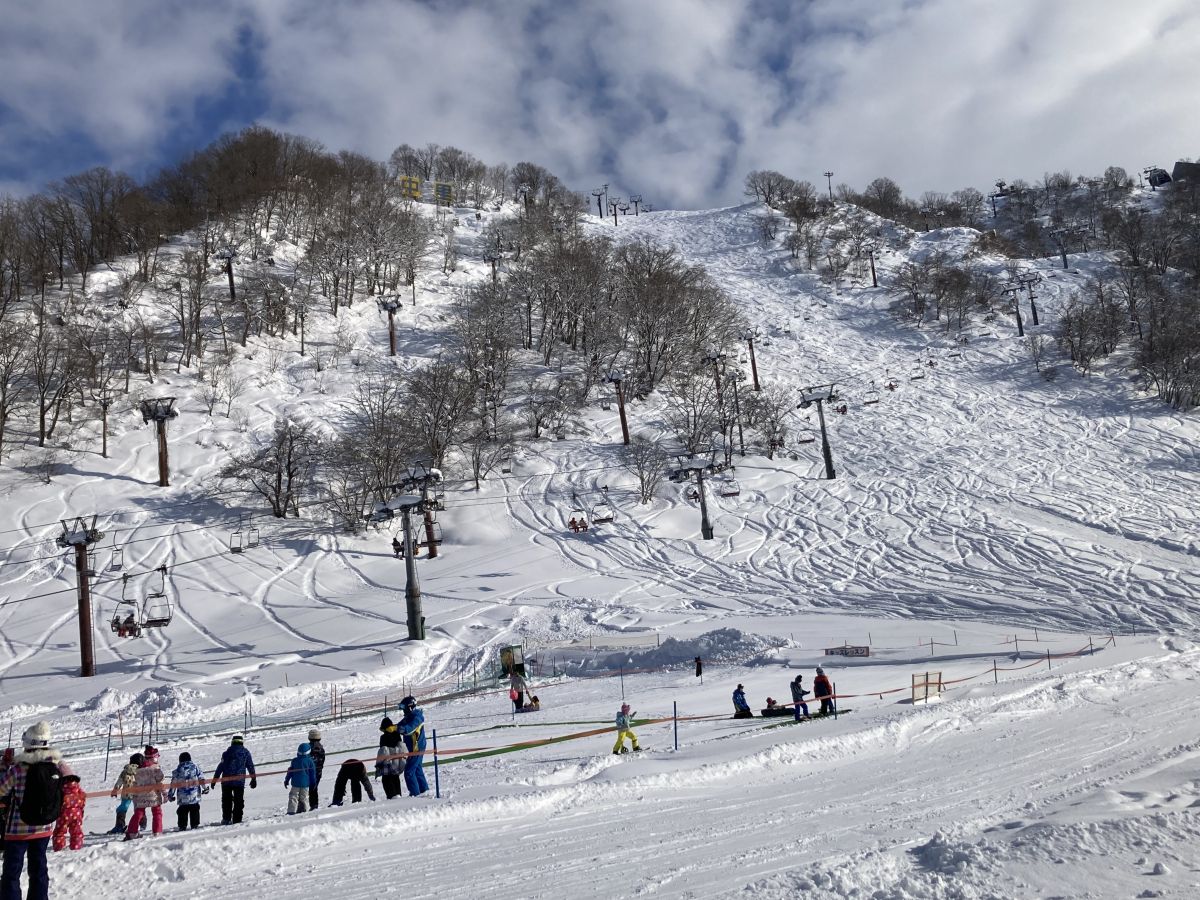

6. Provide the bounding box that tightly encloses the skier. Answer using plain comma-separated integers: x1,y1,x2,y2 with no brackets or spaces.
284,744,318,814
612,703,640,754
212,736,256,825
167,752,207,831
398,696,429,797
813,667,834,716
125,747,165,840
330,759,375,806
509,670,530,710
0,722,69,900
375,717,404,799
306,729,326,810
391,537,403,558
51,775,85,851
732,684,753,719
790,674,811,721
108,753,142,834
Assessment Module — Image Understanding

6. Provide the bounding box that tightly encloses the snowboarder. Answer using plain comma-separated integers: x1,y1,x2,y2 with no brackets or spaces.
612,703,640,754
213,736,256,825
330,759,375,806
398,696,429,797
0,722,69,900
376,717,404,799
307,729,326,810
125,747,165,840
732,684,753,718
510,670,530,710
108,753,142,834
790,674,811,721
167,752,207,831
51,775,85,851
813,667,834,716
284,744,317,814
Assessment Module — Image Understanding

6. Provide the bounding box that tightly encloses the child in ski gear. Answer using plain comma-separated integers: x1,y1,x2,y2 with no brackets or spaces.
109,753,142,834
284,744,318,814
398,696,429,797
167,752,207,831
126,748,166,839
331,759,375,805
51,776,85,851
813,667,834,715
376,717,404,800
732,684,753,718
790,674,811,721
612,703,640,754
509,671,530,710
525,695,541,711
0,721,68,900
213,736,256,825
307,729,326,810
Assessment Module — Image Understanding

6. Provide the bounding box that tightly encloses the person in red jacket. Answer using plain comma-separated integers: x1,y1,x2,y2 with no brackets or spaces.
813,667,834,715
51,776,85,851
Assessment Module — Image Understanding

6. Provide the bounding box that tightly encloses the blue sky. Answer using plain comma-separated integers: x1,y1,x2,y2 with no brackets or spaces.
2,0,1198,208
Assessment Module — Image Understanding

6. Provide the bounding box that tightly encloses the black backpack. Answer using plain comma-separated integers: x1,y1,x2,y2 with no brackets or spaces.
19,761,63,826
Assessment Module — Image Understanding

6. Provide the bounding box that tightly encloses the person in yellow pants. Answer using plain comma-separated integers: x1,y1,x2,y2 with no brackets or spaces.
612,703,641,754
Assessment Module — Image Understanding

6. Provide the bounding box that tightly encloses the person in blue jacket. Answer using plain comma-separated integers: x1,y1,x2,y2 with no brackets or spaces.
732,684,753,719
212,736,256,825
167,752,208,831
283,743,317,814
397,696,429,797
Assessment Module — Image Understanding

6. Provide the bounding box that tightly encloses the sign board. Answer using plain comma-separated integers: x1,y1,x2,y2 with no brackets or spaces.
434,182,454,204
824,645,870,657
398,176,422,200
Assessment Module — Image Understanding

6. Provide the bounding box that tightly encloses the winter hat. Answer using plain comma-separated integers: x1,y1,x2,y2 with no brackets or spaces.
815,667,824,675
21,721,51,749
736,684,744,690
179,752,192,763
620,703,630,712
129,753,145,766
308,729,321,741
298,743,311,755
231,735,244,745
144,745,160,761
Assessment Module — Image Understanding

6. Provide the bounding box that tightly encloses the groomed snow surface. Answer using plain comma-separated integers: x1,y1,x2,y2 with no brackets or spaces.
2,200,1198,898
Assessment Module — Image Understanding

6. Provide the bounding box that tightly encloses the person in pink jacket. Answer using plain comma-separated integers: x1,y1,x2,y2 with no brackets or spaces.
125,746,166,840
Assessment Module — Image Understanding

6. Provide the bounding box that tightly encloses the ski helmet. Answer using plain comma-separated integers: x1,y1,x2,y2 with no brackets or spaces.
400,695,417,710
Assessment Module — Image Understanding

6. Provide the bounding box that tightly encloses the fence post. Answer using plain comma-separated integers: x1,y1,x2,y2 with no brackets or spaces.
103,724,113,781
620,666,625,700
954,630,958,646
673,701,678,752
1088,637,1094,656
1045,649,1051,672
833,682,838,720
1109,629,1117,647
116,711,125,749
1014,636,1020,658
432,729,440,800
993,660,998,684
1034,627,1039,642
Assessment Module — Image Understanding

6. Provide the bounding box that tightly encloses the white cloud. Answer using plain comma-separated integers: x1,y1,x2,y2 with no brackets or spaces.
2,0,1198,207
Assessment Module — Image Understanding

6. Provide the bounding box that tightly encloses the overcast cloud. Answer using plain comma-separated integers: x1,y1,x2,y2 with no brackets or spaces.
1,0,1197,208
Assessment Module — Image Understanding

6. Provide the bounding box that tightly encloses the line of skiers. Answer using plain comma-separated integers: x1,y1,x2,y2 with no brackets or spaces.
735,668,835,721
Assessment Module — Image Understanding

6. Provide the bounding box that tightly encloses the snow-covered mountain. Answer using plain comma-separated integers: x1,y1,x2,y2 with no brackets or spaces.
2,192,1198,899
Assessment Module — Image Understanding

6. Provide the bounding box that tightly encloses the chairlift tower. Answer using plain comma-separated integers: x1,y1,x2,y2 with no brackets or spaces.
605,371,631,445
377,294,404,356
863,242,879,287
608,197,621,227
215,246,238,304
97,393,114,458
798,384,837,480
630,194,643,216
57,516,104,677
371,465,445,640
591,187,606,218
139,398,178,487
668,460,716,540
741,328,761,391
823,171,834,201
703,350,726,408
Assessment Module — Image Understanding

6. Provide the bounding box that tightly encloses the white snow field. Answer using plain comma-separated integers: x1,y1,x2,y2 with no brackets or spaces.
1,198,1198,899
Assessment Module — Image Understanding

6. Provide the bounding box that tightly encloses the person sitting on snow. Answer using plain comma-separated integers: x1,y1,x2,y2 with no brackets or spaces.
732,684,753,718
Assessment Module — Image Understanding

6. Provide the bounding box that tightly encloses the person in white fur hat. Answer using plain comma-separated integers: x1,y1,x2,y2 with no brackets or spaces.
0,721,69,900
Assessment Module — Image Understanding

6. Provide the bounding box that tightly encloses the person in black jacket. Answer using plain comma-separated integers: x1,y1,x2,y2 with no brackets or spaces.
306,729,326,809
375,718,404,799
330,759,376,805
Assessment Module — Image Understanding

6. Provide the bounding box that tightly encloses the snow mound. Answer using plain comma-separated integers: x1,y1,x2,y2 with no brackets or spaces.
598,627,785,671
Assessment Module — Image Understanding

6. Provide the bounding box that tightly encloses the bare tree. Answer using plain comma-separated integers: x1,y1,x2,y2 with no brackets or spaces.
219,418,322,517
620,434,670,503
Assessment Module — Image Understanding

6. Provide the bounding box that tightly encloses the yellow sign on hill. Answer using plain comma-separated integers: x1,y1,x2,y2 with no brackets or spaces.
398,176,421,200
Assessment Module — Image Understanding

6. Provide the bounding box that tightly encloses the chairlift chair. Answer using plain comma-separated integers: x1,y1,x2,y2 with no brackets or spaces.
909,366,926,381
86,549,98,577
500,457,513,474
415,522,444,548
719,477,741,498
864,389,881,405
229,528,244,553
796,429,817,445
110,574,143,639
142,566,172,628
591,503,615,524
246,523,261,549
109,548,124,570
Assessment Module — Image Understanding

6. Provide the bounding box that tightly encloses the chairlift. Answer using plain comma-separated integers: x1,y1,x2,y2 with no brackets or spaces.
415,522,444,548
566,493,590,533
246,522,261,549
142,566,172,628
719,477,741,498
864,383,881,405
86,549,98,577
796,429,817,445
909,366,926,381
229,528,245,554
500,456,513,474
110,574,143,639
591,503,616,524
835,403,848,415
